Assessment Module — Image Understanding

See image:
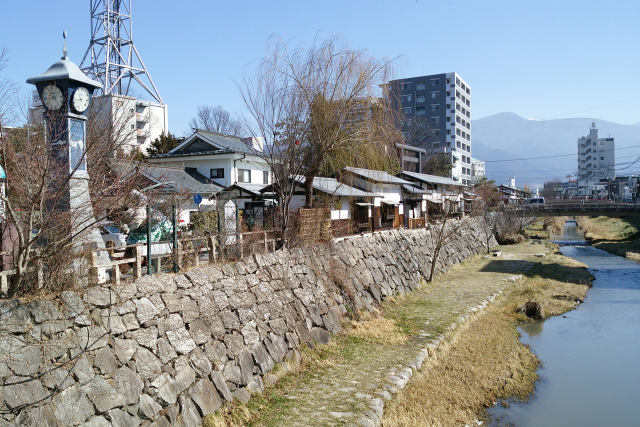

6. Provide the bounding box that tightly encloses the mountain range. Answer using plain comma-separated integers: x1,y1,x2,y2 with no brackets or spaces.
471,113,640,189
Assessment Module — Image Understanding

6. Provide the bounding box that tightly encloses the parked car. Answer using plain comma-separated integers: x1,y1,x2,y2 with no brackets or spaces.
99,223,127,248
524,197,545,205
126,220,174,256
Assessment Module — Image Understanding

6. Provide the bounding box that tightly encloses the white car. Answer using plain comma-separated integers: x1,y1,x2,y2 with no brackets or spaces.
99,224,127,248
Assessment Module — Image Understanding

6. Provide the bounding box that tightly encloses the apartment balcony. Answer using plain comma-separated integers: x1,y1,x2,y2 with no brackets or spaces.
136,112,150,123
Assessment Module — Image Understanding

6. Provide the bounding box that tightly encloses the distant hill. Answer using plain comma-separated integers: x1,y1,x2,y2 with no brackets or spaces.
472,113,640,189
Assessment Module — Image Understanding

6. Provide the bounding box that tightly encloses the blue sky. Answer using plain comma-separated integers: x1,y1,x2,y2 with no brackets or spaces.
1,0,639,135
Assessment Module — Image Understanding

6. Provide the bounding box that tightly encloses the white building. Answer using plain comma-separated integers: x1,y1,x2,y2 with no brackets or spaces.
578,122,615,196
340,167,411,229
147,129,270,212
470,157,485,183
91,94,168,154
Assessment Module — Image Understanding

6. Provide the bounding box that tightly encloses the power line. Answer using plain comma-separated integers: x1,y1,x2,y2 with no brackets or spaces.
484,144,640,163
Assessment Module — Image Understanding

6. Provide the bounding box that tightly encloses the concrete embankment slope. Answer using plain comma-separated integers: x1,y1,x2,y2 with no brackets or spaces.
0,218,494,426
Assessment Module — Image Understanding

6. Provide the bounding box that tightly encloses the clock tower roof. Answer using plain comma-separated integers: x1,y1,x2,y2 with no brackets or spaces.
27,58,101,89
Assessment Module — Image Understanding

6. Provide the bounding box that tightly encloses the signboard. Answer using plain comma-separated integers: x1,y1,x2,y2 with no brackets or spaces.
193,193,203,205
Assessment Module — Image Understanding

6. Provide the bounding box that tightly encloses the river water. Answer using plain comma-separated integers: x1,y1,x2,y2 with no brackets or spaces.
488,220,640,426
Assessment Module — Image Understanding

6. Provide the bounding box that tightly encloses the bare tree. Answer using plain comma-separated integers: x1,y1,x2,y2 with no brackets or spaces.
189,105,243,135
0,90,145,296
426,190,468,282
0,49,16,129
472,177,500,253
239,39,309,243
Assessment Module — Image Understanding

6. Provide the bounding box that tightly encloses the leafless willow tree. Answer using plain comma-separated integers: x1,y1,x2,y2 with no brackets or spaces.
0,88,146,296
240,36,399,240
189,105,243,135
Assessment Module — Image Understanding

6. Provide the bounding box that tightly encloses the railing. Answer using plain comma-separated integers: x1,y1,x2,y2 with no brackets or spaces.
88,230,277,286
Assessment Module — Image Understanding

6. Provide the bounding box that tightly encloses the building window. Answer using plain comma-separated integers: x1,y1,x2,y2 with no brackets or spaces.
431,104,439,112
430,116,440,126
210,168,224,179
402,82,412,90
431,91,438,99
416,94,425,103
403,107,412,115
263,170,269,184
402,94,412,103
415,107,426,116
431,79,439,86
238,169,251,183
416,82,426,90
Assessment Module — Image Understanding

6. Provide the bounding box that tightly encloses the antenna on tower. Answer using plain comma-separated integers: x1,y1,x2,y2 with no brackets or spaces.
80,0,163,104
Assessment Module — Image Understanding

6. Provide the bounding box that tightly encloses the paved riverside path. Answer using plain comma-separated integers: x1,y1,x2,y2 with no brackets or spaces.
245,242,544,426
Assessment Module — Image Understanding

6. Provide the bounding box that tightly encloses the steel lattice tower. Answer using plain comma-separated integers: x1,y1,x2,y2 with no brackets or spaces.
80,0,163,103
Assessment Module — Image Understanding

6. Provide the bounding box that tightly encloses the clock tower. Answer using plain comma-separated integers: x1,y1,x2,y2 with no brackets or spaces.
26,33,108,281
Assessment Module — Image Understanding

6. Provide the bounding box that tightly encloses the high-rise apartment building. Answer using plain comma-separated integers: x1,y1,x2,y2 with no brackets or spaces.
577,122,615,196
386,72,472,185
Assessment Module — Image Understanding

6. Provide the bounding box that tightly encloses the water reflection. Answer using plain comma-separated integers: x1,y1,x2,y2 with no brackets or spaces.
550,219,586,245
521,321,543,337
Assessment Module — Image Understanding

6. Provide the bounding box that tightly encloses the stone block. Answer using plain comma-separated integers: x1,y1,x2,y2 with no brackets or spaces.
52,384,95,425
107,408,141,427
251,342,274,375
166,327,196,355
138,393,162,420
238,348,255,386
94,346,119,376
115,365,144,405
189,379,222,416
310,327,331,345
84,376,126,413
210,370,233,402
133,347,162,379
84,286,116,308
113,338,138,364
134,297,160,325
190,349,212,378
188,318,211,345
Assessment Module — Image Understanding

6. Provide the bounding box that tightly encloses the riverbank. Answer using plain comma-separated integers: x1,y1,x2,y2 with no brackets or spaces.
203,241,592,426
576,216,640,261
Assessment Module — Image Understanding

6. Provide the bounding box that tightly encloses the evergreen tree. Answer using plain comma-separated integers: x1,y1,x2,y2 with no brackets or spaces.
146,132,181,156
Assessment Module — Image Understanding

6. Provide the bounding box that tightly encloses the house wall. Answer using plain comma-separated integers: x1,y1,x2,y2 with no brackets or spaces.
288,195,351,220
149,155,270,188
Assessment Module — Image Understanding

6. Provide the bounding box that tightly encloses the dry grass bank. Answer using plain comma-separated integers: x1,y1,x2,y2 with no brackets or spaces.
526,217,566,239
577,216,640,261
382,250,592,426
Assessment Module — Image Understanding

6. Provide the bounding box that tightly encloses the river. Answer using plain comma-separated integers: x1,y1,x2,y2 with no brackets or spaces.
488,220,640,426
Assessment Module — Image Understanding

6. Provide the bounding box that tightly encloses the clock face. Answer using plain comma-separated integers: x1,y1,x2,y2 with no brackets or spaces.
42,84,63,111
72,87,90,113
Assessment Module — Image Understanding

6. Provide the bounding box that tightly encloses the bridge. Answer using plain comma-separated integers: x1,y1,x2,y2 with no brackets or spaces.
515,201,640,217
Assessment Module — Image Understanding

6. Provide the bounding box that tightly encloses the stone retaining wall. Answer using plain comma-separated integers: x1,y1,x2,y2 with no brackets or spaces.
0,218,495,426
